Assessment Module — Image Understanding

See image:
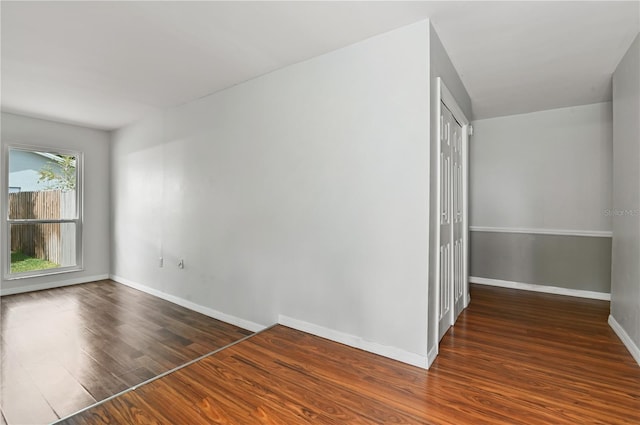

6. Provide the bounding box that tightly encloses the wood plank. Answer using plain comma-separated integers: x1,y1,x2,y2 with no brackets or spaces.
62,284,640,425
60,349,130,401
182,358,338,424
0,349,58,425
23,361,96,418
1,280,251,425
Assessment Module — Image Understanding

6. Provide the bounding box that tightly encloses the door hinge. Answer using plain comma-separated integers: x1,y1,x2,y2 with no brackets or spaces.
468,125,474,136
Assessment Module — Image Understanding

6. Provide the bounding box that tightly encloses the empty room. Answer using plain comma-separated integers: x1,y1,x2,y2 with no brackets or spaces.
1,1,639,424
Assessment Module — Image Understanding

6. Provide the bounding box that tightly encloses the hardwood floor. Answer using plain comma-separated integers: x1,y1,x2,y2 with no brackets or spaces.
0,280,252,425
61,284,640,424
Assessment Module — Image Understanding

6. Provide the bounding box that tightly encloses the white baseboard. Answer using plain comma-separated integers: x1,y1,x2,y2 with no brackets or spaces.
469,276,610,301
0,274,110,296
278,314,429,369
608,315,640,366
110,275,267,333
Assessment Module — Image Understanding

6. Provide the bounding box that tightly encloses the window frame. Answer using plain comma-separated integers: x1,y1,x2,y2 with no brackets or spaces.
4,144,84,280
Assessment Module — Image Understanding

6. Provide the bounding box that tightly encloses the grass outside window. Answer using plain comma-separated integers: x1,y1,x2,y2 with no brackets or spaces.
10,251,59,273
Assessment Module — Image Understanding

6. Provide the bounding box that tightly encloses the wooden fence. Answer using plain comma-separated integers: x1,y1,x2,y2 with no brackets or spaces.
9,191,76,266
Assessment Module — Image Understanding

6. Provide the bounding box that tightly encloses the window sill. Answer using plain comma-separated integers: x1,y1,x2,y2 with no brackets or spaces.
4,266,84,281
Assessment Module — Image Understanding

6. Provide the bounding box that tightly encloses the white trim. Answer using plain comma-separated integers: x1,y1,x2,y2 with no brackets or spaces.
439,79,470,126
433,79,442,365
427,345,438,369
278,314,429,370
4,145,85,280
608,315,640,366
110,275,266,333
460,84,470,326
469,276,611,301
469,226,612,238
0,274,109,296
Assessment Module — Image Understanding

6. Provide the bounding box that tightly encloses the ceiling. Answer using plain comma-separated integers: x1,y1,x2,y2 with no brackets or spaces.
1,1,639,131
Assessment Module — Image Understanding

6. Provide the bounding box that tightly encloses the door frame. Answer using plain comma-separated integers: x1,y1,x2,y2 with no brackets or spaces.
434,78,471,347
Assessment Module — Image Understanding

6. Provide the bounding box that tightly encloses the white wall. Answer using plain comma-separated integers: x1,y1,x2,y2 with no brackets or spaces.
427,23,472,357
610,33,640,365
111,21,432,364
470,102,613,232
1,112,111,294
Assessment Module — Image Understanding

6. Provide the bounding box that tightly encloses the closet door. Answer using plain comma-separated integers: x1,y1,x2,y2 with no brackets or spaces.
439,102,466,341
450,112,465,322
438,103,454,341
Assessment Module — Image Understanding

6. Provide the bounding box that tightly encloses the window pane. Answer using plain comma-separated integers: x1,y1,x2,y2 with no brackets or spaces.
8,149,77,219
9,223,77,273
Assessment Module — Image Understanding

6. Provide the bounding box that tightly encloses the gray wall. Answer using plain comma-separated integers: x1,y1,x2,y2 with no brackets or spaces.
8,150,65,192
1,112,111,293
428,23,472,355
611,33,640,356
471,232,611,293
469,102,613,293
111,21,432,361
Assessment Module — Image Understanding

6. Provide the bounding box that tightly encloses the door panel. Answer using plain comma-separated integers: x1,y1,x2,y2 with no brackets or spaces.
438,105,454,341
439,102,465,341
451,115,465,321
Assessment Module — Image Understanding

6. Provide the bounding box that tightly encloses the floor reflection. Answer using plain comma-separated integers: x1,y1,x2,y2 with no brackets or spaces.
0,281,252,425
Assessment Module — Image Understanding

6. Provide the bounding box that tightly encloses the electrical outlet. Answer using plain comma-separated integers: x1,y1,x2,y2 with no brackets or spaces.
159,257,163,267
178,259,184,269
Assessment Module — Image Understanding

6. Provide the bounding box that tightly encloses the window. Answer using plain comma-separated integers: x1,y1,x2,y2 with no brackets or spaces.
5,146,83,278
